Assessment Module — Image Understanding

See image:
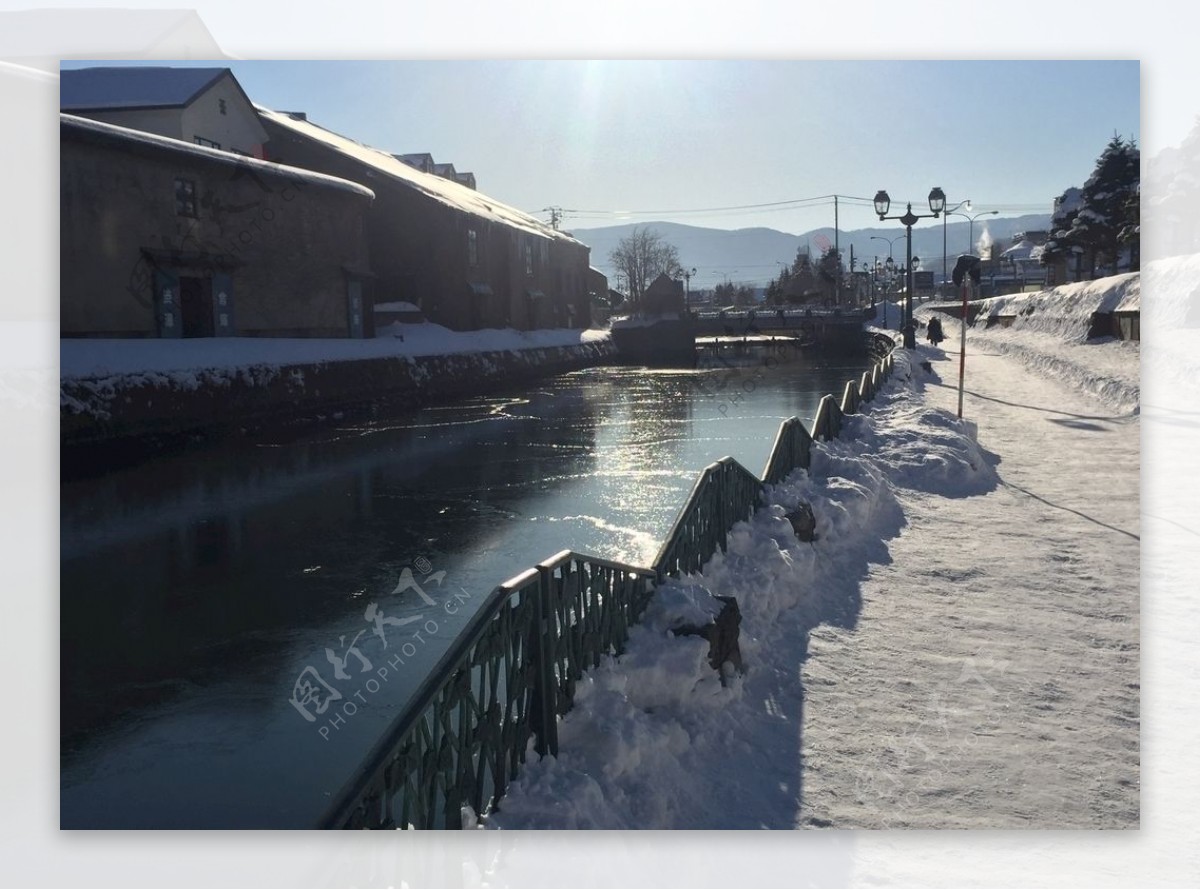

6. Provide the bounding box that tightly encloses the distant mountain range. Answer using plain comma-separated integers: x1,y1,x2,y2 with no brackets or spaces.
571,216,1053,290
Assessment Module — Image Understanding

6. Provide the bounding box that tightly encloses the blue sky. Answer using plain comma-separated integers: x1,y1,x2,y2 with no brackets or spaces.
61,59,1140,235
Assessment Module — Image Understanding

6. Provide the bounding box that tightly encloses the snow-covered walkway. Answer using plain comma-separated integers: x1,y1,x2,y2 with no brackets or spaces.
801,322,1139,829
483,282,1141,834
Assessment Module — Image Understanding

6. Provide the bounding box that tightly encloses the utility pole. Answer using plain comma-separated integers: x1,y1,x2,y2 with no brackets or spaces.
834,195,840,306
849,243,855,305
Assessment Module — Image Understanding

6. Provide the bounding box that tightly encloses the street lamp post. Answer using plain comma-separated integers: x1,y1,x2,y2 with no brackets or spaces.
683,267,695,314
883,256,896,329
942,199,970,290
874,187,946,349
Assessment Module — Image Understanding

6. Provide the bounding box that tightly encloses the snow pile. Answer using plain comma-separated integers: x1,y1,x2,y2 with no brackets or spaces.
917,271,1140,414
60,325,611,380
484,352,996,829
972,272,1140,340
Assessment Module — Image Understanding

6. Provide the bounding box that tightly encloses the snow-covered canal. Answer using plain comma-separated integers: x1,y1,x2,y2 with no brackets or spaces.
59,345,874,828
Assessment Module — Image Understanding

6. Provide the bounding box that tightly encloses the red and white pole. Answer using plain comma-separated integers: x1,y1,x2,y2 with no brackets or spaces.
957,277,969,418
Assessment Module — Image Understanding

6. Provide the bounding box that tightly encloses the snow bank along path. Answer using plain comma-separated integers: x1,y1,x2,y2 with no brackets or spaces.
484,288,1139,830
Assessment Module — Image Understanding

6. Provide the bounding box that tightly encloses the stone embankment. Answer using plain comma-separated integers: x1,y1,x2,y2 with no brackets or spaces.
61,339,617,457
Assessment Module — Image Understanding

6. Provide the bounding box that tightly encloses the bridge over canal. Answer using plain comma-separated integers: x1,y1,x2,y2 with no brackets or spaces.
613,306,878,365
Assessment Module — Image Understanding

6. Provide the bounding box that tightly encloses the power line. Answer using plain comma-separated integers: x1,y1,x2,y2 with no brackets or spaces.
535,192,878,220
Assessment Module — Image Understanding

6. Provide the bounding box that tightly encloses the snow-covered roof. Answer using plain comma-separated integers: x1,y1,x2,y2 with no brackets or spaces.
60,66,232,111
373,301,422,313
1001,239,1040,261
60,113,376,201
257,106,581,247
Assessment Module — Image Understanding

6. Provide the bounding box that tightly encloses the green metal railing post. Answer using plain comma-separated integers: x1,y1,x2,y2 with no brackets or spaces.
530,564,559,757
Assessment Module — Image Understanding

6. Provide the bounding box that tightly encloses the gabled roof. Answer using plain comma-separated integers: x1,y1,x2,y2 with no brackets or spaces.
396,152,434,166
258,105,582,246
61,113,375,200
60,66,240,111
646,272,683,295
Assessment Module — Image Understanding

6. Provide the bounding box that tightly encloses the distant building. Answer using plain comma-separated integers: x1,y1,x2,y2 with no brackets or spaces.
60,114,375,339
999,231,1049,290
783,260,821,305
586,266,608,303
395,153,477,189
641,272,684,315
394,153,435,174
259,107,590,331
60,66,269,158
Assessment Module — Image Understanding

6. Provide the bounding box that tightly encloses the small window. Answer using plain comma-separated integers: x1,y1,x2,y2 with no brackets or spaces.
467,229,478,267
194,136,221,149
218,98,227,115
175,178,197,217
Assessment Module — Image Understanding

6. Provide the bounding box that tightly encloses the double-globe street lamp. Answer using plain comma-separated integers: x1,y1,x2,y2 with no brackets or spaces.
874,187,946,348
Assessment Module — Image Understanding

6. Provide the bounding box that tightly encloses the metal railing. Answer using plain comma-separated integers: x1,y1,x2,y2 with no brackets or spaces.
653,458,765,579
320,552,657,829
762,417,814,486
321,336,897,828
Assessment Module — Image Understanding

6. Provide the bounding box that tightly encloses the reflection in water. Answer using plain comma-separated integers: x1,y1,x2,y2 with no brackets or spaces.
60,348,874,827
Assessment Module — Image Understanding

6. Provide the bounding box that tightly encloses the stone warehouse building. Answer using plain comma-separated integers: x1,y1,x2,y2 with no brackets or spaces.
60,113,375,338
258,107,592,332
60,65,593,336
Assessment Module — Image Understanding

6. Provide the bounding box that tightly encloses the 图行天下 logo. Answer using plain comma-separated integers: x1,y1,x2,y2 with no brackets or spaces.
287,560,472,739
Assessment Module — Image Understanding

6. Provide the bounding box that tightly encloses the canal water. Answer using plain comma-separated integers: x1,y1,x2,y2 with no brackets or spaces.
60,342,876,827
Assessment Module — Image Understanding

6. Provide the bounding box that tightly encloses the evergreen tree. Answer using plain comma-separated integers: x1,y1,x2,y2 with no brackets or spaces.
816,246,843,301
1042,186,1084,275
1043,134,1139,278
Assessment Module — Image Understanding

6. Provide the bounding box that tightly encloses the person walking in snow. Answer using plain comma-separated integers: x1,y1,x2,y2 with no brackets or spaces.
927,316,945,346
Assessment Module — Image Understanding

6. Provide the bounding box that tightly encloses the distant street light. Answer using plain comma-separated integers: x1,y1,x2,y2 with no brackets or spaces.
946,207,1000,256
874,187,946,348
683,267,696,314
870,234,905,259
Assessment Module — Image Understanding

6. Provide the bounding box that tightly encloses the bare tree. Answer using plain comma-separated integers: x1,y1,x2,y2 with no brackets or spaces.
607,227,682,310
